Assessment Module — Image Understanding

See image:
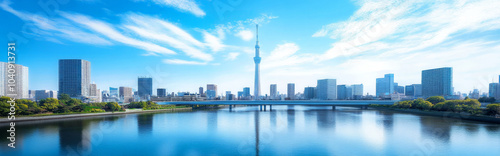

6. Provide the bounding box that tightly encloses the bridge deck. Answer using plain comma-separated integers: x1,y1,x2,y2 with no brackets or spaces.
158,100,397,106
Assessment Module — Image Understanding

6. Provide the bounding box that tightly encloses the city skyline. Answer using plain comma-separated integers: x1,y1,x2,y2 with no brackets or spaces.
1,0,500,95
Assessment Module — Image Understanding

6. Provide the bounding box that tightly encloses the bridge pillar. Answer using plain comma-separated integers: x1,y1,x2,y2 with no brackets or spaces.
332,106,336,110
260,105,262,111
264,105,266,111
229,105,232,111
270,105,272,111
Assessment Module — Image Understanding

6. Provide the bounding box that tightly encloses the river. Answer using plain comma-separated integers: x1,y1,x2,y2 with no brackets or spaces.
1,105,499,155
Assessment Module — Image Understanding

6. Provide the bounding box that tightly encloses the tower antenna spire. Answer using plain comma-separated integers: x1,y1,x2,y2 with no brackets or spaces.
256,24,259,44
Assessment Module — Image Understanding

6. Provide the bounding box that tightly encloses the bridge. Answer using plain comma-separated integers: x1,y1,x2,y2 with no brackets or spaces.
158,100,398,111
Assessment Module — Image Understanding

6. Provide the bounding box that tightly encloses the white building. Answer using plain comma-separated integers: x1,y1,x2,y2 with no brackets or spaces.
0,62,29,99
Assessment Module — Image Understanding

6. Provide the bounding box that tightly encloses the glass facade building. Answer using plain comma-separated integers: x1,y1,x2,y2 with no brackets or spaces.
376,74,394,97
58,59,90,98
138,77,153,98
316,79,337,100
304,87,316,100
422,67,453,97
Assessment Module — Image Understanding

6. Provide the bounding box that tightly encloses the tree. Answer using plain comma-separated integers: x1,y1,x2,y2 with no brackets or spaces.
58,93,71,101
66,98,81,106
39,98,60,112
413,98,433,110
106,102,121,112
426,96,445,104
486,104,500,115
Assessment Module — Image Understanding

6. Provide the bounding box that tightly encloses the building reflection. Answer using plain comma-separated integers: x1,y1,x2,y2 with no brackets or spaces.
287,106,295,131
59,120,92,155
316,110,335,129
137,113,154,136
254,111,260,156
207,111,218,132
419,117,451,143
270,109,277,128
375,111,394,133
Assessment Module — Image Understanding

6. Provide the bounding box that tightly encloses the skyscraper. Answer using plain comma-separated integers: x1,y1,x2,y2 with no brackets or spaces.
376,74,394,97
304,87,316,100
243,87,251,99
207,84,217,100
138,77,153,98
119,86,133,103
316,79,337,100
157,88,166,97
59,59,90,98
337,85,347,100
422,67,453,97
254,24,261,100
352,84,363,99
270,84,277,100
0,62,29,99
199,87,204,97
287,83,295,100
405,84,422,97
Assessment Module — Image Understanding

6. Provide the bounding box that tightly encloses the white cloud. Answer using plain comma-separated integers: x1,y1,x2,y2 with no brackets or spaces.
0,1,112,45
148,0,205,17
123,14,212,61
163,59,207,65
235,29,254,41
60,12,177,55
202,31,226,52
262,43,318,69
225,52,239,61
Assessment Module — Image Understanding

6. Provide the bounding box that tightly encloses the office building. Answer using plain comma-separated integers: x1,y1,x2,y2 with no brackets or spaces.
346,86,353,100
287,83,295,100
109,87,118,97
270,84,277,100
394,83,405,94
352,84,363,99
0,62,29,99
119,86,133,103
237,91,244,99
207,84,217,100
199,87,204,97
422,67,453,97
138,77,153,98
226,91,232,100
337,85,347,100
33,90,57,101
243,87,251,98
157,88,167,97
304,87,316,100
58,59,90,98
406,84,422,97
317,79,337,100
376,74,394,97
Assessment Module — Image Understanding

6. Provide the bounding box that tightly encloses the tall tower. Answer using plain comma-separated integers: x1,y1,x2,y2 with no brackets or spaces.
254,24,261,100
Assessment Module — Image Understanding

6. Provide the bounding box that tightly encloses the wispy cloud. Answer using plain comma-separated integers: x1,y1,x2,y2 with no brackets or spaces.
307,0,500,93
163,59,207,65
0,0,112,45
225,52,240,61
143,0,205,17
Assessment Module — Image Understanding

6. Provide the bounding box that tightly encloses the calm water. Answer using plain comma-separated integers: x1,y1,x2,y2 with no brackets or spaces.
1,105,500,156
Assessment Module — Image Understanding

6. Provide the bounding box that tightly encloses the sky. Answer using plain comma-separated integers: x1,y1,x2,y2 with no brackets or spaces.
1,0,500,96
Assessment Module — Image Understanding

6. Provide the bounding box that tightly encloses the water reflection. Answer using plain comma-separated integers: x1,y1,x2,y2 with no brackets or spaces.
137,113,154,135
287,106,295,131
316,110,335,129
420,117,451,143
207,111,218,132
59,120,91,155
376,111,394,133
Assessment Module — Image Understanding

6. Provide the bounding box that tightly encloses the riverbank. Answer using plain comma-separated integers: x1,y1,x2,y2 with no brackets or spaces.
370,107,500,124
0,107,192,123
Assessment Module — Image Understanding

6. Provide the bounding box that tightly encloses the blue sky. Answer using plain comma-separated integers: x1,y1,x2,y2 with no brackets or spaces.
1,0,500,96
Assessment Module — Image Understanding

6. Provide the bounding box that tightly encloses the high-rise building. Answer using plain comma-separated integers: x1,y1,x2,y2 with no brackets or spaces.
376,74,394,97
226,91,232,100
316,79,337,100
254,24,261,100
270,84,277,99
157,88,167,97
58,59,90,98
237,91,244,99
406,84,422,97
119,86,133,103
138,77,153,98
352,84,363,99
489,83,498,98
304,87,316,100
346,86,353,100
109,87,118,97
337,85,347,100
243,87,251,98
422,67,453,97
199,87,204,97
207,84,217,100
0,62,29,99
33,90,57,101
89,84,97,96
394,83,405,94
287,83,295,100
